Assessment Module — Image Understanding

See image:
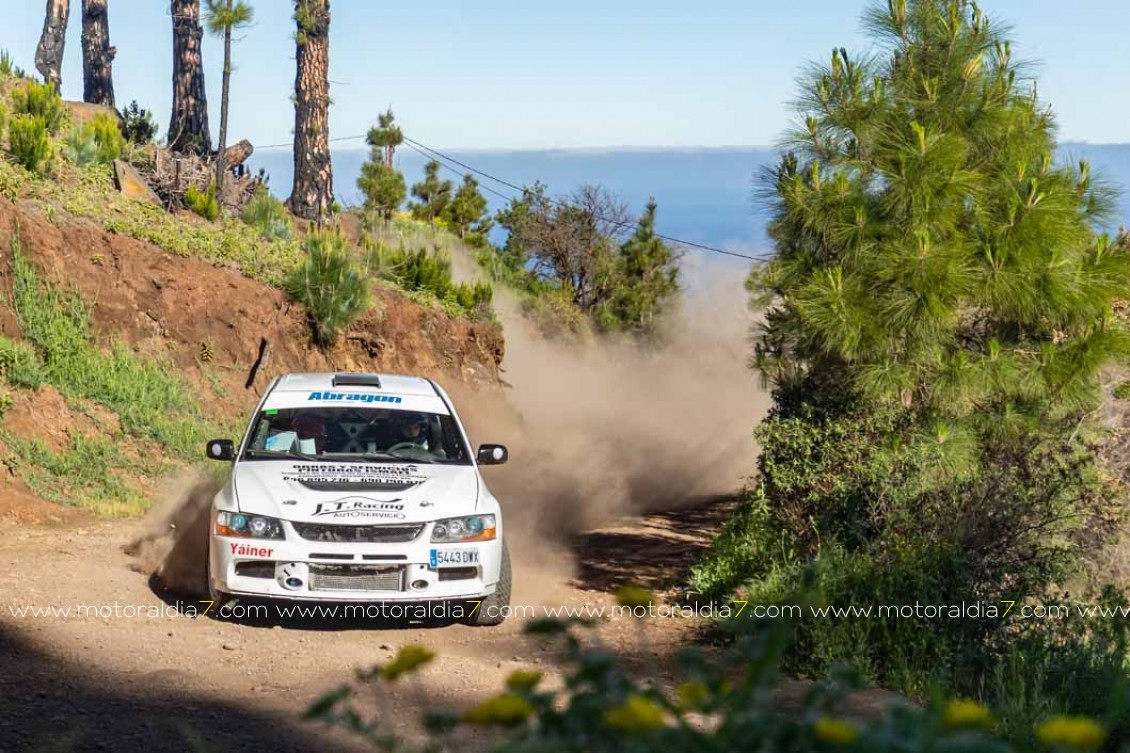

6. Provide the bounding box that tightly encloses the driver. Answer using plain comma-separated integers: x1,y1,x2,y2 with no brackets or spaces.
292,413,330,454
394,413,430,450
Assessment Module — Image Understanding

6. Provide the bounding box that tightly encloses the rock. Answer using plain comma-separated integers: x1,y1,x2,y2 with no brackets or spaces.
113,159,162,207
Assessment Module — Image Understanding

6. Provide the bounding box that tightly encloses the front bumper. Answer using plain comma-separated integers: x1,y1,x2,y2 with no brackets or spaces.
209,521,503,602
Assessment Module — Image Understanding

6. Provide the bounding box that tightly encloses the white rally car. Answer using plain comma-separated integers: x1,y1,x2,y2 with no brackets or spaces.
204,372,511,626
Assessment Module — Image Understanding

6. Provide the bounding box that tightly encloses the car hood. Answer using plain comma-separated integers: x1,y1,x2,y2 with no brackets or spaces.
232,461,480,524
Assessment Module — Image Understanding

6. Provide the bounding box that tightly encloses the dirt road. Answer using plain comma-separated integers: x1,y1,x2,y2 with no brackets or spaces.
0,503,730,752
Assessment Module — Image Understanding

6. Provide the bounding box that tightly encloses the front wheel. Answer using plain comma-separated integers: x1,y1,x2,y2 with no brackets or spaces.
461,544,511,627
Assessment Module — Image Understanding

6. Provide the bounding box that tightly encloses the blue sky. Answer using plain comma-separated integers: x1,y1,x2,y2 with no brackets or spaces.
4,1,1128,149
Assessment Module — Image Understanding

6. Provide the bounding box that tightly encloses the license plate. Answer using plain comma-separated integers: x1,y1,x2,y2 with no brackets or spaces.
429,548,479,568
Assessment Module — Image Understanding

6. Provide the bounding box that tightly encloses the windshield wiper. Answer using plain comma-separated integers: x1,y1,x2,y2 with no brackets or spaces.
244,449,321,462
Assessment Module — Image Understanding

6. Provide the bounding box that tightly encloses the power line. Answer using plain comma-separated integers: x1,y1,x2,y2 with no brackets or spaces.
256,132,772,262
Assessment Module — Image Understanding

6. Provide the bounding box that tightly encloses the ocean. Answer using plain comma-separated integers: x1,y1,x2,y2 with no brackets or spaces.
249,143,1130,265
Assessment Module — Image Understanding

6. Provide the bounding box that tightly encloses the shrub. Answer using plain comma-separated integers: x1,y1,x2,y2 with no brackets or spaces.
7,115,52,173
88,113,125,163
8,232,215,457
367,243,493,318
307,611,1119,752
0,337,44,389
119,100,158,144
184,181,219,221
285,231,370,346
10,80,64,134
61,126,100,167
240,185,293,240
0,50,28,80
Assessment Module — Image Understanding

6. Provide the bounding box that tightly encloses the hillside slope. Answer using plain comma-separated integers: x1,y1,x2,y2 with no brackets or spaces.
0,195,504,522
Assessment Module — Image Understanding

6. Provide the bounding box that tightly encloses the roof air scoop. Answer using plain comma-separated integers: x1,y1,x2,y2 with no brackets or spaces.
332,374,382,389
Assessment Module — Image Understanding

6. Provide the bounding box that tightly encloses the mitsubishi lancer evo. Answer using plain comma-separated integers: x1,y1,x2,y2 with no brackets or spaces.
204,373,511,626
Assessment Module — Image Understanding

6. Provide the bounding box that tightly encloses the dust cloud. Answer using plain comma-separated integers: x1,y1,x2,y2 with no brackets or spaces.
126,472,219,598
451,254,771,545
133,252,769,597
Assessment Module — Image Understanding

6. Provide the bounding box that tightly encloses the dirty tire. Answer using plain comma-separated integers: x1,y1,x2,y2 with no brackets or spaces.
463,544,510,626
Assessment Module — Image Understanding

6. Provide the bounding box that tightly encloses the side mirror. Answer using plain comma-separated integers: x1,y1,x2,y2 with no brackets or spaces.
206,439,235,461
476,444,508,466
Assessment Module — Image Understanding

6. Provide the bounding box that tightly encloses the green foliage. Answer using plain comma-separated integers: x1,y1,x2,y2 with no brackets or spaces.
119,100,158,145
0,50,29,79
62,114,125,166
368,243,492,319
240,185,293,240
409,160,452,221
37,165,301,285
596,198,680,338
0,158,26,201
357,160,406,220
0,337,44,389
10,80,64,134
358,109,407,220
441,175,491,240
185,181,220,221
204,0,255,35
61,126,99,167
8,232,214,458
308,614,1116,752
285,230,371,346
7,115,52,173
698,0,1130,731
495,183,679,337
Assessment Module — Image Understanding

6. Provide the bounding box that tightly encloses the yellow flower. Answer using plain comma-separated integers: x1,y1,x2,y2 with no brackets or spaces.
380,645,435,681
675,681,710,711
813,717,859,746
604,695,668,731
615,585,655,610
942,698,994,730
505,669,544,691
462,692,535,727
1036,716,1105,751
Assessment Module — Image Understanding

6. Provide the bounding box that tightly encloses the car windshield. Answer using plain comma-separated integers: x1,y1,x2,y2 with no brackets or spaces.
242,407,470,464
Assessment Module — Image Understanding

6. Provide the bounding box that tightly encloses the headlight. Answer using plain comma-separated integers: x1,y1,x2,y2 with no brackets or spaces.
431,514,496,543
215,511,285,540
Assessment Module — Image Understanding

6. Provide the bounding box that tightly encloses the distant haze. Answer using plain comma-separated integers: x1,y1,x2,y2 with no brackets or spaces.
250,144,1130,264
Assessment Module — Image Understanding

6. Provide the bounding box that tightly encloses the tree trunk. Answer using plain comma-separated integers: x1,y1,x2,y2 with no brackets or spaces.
35,0,71,88
168,0,212,155
214,3,233,196
288,0,333,221
81,0,115,107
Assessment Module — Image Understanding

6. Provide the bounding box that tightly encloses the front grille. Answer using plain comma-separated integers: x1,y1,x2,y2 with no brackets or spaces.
309,565,403,592
292,522,425,543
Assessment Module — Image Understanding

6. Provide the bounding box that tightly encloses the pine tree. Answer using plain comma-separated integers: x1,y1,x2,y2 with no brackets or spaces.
357,109,406,221
442,175,491,239
203,0,254,199
81,0,115,107
169,0,211,154
754,0,1130,470
409,160,453,222
602,198,679,337
288,0,333,220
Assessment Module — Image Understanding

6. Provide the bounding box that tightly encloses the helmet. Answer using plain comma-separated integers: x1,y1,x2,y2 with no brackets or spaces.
292,413,329,442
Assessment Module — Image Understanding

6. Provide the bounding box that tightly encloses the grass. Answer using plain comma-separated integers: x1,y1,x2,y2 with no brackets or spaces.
30,164,303,286
0,430,161,517
8,231,220,460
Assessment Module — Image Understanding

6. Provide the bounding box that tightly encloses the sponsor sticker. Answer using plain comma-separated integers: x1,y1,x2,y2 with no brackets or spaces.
230,542,274,558
307,391,403,404
429,548,479,568
312,497,406,520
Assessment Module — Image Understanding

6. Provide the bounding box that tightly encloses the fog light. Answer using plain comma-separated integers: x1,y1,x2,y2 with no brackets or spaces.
285,577,304,589
411,579,428,590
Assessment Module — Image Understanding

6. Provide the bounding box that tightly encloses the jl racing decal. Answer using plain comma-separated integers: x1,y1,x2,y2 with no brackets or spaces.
307,391,403,404
313,497,406,520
